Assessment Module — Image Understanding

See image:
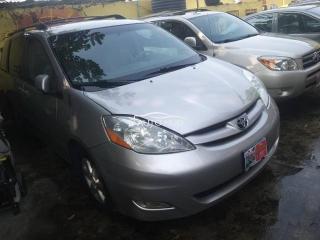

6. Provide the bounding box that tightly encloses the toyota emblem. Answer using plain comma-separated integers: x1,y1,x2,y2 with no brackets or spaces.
237,114,249,130
313,52,320,63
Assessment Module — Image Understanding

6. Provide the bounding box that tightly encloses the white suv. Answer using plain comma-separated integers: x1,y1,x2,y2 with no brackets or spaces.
146,10,320,99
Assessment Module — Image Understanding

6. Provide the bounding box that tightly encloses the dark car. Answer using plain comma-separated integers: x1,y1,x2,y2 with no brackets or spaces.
244,5,320,42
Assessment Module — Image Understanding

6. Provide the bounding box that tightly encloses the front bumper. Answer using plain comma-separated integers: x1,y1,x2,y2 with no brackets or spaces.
90,99,280,221
255,62,320,99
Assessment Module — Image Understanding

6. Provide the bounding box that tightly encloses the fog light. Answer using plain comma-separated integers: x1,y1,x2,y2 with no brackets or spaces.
132,200,175,211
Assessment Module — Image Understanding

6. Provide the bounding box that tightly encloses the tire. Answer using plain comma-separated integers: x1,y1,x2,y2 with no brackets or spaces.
16,172,27,197
73,148,113,210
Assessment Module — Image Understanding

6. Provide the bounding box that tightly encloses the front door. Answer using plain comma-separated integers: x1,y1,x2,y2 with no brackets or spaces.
23,37,59,144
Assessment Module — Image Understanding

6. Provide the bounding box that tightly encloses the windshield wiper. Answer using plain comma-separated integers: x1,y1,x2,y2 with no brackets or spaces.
217,33,259,43
144,63,196,78
74,80,133,90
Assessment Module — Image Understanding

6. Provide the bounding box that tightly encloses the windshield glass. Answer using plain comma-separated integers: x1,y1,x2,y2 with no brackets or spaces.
49,23,202,89
309,6,320,16
190,13,259,43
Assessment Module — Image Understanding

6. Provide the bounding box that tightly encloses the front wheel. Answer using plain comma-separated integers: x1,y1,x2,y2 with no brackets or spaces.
81,156,108,205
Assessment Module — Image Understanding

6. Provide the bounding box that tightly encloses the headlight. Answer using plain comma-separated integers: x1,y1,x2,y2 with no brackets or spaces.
242,69,270,107
258,56,299,71
102,116,195,154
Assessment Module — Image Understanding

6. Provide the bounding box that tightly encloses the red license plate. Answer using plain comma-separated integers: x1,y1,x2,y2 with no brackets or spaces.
244,138,268,171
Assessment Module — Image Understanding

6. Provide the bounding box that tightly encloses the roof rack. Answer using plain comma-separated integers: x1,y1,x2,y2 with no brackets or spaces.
8,14,126,36
141,8,209,19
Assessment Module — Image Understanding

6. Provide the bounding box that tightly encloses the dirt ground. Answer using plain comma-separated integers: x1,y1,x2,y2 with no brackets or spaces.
0,92,320,240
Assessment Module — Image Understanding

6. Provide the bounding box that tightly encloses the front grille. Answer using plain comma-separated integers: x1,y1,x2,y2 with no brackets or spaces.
185,99,265,145
303,50,320,69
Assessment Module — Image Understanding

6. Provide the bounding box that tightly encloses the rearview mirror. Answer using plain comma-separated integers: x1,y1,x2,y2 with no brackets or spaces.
34,74,50,94
184,37,197,48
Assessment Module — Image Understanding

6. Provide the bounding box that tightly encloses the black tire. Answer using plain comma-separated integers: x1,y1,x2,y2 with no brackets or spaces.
16,172,27,197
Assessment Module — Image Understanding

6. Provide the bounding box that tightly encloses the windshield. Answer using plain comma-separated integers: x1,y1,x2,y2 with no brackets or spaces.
309,6,320,16
190,13,259,43
49,23,202,89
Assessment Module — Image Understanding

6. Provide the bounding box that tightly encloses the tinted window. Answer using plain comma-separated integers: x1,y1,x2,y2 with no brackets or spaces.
26,39,55,87
9,35,25,77
50,23,202,88
301,14,320,32
190,13,259,43
159,21,206,50
247,14,273,32
278,13,302,34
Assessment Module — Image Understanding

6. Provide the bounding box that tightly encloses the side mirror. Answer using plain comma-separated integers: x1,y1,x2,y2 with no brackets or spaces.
34,74,50,94
184,37,197,48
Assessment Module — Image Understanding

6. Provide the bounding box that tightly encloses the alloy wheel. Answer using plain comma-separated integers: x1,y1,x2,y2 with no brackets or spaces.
81,158,106,204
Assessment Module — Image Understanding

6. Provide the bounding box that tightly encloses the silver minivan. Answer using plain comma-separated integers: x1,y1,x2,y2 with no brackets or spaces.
0,18,279,221
146,10,320,99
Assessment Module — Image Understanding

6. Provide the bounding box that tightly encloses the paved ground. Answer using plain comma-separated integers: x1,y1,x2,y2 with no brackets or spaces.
1,92,320,240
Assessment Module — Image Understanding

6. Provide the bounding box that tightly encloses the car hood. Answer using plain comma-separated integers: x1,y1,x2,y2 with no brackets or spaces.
85,57,259,135
223,34,319,58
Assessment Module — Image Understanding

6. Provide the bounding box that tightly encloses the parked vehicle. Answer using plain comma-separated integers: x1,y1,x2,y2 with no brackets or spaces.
145,10,320,99
244,5,320,43
0,16,279,221
289,0,320,7
0,114,25,214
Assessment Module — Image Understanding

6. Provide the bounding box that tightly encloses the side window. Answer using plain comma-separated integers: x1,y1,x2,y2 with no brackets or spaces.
9,35,25,77
301,14,320,33
0,40,11,72
26,38,55,88
159,21,207,51
247,14,273,32
278,13,302,34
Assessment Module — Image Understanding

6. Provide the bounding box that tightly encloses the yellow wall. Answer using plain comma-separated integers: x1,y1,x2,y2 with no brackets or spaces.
186,0,292,15
0,0,293,47
187,0,263,16
0,0,151,47
82,0,151,19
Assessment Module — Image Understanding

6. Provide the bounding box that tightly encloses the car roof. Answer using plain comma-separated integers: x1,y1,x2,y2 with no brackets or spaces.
144,10,221,22
10,18,143,39
47,19,142,35
245,5,320,17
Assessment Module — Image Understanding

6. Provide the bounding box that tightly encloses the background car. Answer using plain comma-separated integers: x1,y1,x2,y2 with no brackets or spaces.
244,5,320,43
145,10,320,99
